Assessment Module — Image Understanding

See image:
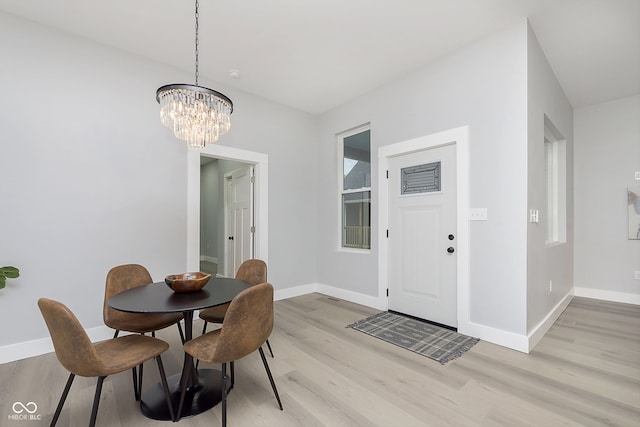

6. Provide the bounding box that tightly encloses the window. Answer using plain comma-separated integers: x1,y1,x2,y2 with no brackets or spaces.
401,162,441,194
339,126,371,249
544,116,566,246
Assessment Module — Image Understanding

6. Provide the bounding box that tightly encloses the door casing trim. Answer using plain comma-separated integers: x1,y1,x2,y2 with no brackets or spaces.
378,126,470,332
187,145,268,273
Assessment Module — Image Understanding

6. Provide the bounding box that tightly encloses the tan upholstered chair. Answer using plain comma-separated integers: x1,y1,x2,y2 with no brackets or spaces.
38,298,175,426
103,264,184,396
182,282,282,427
199,259,274,357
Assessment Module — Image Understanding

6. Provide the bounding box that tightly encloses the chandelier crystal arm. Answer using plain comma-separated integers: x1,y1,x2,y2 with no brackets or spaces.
155,84,233,109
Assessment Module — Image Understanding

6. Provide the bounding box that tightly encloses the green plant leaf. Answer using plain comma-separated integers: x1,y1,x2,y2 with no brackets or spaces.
0,266,19,279
0,266,19,290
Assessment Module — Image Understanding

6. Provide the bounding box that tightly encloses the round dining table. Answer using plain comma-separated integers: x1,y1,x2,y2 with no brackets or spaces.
108,276,251,421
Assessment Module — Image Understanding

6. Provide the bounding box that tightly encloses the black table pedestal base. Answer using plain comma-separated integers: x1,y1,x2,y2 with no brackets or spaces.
140,369,222,421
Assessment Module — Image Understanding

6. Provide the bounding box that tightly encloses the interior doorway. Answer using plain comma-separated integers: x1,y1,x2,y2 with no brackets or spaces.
187,145,268,275
200,159,255,277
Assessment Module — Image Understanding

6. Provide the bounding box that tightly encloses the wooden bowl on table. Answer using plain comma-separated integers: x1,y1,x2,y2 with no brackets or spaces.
164,272,211,293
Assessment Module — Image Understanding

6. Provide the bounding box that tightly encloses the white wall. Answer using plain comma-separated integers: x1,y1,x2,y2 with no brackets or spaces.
0,12,187,348
316,21,530,341
0,12,318,360
574,95,640,303
526,23,574,335
206,92,320,289
3,9,629,361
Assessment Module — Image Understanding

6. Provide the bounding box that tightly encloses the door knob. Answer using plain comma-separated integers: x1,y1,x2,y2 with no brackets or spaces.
447,247,455,254
448,234,455,240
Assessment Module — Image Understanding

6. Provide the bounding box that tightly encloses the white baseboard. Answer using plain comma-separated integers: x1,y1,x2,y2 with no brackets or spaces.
457,321,529,353
274,282,386,310
315,283,387,310
0,286,318,365
0,325,115,365
274,283,317,301
574,287,640,305
5,284,632,364
278,283,531,352
527,291,573,351
459,291,575,353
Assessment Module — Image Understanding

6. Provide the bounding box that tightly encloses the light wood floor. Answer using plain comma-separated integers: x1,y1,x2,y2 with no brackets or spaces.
1,295,638,426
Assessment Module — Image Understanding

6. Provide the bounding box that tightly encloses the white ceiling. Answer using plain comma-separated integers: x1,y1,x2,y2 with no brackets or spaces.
1,0,638,114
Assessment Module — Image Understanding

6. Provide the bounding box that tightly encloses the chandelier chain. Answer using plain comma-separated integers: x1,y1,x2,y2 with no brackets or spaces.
194,0,199,86
156,0,233,149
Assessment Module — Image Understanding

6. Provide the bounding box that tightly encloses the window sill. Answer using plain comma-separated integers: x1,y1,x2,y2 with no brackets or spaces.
338,247,372,255
545,240,566,249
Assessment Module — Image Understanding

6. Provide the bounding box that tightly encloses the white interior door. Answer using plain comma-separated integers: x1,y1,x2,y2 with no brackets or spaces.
388,143,457,327
225,166,254,276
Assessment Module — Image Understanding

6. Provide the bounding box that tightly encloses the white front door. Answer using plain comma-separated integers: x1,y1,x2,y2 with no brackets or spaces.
388,143,457,327
225,166,254,276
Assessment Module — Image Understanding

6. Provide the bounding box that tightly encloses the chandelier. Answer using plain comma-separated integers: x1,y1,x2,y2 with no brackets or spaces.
156,0,233,149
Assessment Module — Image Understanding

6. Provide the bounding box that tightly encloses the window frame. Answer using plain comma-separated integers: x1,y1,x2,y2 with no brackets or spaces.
543,117,567,247
337,124,372,252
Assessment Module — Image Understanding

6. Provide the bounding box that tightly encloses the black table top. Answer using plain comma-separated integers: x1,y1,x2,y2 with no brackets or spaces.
108,276,251,314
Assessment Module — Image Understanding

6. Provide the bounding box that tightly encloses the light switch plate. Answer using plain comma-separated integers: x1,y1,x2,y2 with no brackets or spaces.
635,171,640,180
469,208,488,221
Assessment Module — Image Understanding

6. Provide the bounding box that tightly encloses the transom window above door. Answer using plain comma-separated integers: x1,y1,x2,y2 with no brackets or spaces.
401,162,441,195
